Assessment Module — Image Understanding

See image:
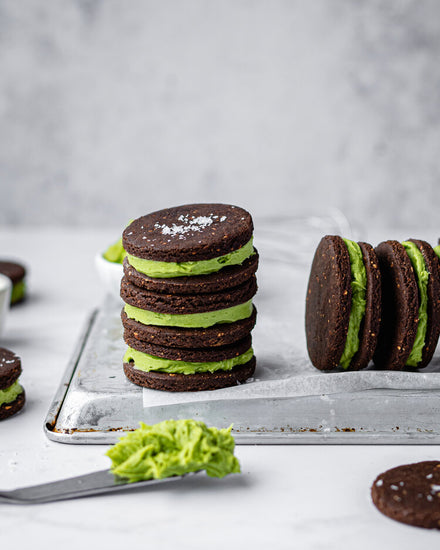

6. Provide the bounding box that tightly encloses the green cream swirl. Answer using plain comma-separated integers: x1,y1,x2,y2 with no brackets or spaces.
124,346,254,374
124,300,253,328
106,420,240,481
0,381,24,406
402,241,429,367
339,239,367,369
127,238,254,278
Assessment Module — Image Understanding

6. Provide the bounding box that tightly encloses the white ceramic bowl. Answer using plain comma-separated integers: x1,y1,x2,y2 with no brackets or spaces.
94,253,124,301
0,273,11,337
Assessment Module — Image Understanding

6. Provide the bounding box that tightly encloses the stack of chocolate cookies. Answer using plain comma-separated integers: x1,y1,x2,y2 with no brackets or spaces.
120,203,258,392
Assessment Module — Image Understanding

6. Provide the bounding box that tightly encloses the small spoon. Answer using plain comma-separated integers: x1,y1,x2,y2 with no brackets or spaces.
0,469,203,504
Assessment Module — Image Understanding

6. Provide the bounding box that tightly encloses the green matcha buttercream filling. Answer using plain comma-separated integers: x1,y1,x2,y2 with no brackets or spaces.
124,346,254,374
106,419,241,482
127,238,254,278
0,380,23,406
339,239,367,369
402,241,429,367
10,280,26,304
124,299,253,328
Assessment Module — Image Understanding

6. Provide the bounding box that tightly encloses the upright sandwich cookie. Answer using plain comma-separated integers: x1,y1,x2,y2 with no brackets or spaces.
305,235,381,371
0,347,25,420
373,239,440,370
121,204,258,391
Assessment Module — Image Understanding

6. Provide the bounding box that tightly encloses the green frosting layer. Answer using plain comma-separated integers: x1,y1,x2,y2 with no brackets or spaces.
339,239,367,369
106,419,240,482
0,380,23,406
124,300,253,328
127,238,254,278
124,346,254,374
402,241,429,367
103,237,126,264
10,280,26,304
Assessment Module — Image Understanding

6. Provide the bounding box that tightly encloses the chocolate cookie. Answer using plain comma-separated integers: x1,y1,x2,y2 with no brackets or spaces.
121,306,257,348
124,334,252,362
120,275,257,314
373,239,440,370
371,461,440,529
123,204,253,262
123,252,259,294
0,347,25,420
124,356,256,392
305,236,381,371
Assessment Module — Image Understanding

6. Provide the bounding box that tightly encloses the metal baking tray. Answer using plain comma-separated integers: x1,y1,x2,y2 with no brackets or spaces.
44,213,440,444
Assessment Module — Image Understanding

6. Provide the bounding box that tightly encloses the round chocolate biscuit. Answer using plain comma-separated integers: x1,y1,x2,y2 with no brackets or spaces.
123,252,259,295
408,239,440,369
121,306,257,348
0,390,25,421
124,356,256,392
373,240,419,370
124,334,252,362
0,347,22,389
121,275,257,314
371,461,440,529
346,242,381,371
305,235,352,370
0,261,26,285
123,204,253,262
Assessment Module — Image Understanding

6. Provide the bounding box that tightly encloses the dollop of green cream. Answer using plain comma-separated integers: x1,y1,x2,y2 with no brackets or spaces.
124,300,253,328
0,380,23,406
106,419,241,482
103,237,126,264
402,241,429,367
124,346,254,374
127,238,254,278
434,245,440,261
10,280,26,304
339,239,367,369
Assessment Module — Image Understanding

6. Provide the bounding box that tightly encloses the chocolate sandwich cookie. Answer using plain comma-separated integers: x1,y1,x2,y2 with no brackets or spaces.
123,253,259,294
0,261,26,305
124,356,256,392
0,347,25,420
120,275,257,314
371,461,440,529
373,239,440,370
121,306,257,348
305,235,381,371
123,203,253,263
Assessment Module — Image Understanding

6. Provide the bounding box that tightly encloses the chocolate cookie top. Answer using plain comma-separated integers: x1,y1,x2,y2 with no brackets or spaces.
123,204,253,262
0,348,22,389
373,240,419,370
305,236,352,370
371,461,440,529
0,261,26,284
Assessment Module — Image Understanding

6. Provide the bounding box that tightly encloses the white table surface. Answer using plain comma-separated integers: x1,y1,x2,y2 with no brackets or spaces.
1,226,439,549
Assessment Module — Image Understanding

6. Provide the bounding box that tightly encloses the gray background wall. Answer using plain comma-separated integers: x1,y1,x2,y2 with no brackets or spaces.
0,0,439,229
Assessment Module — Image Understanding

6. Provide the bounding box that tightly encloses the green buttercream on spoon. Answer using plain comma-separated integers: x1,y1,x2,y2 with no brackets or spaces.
106,419,241,482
